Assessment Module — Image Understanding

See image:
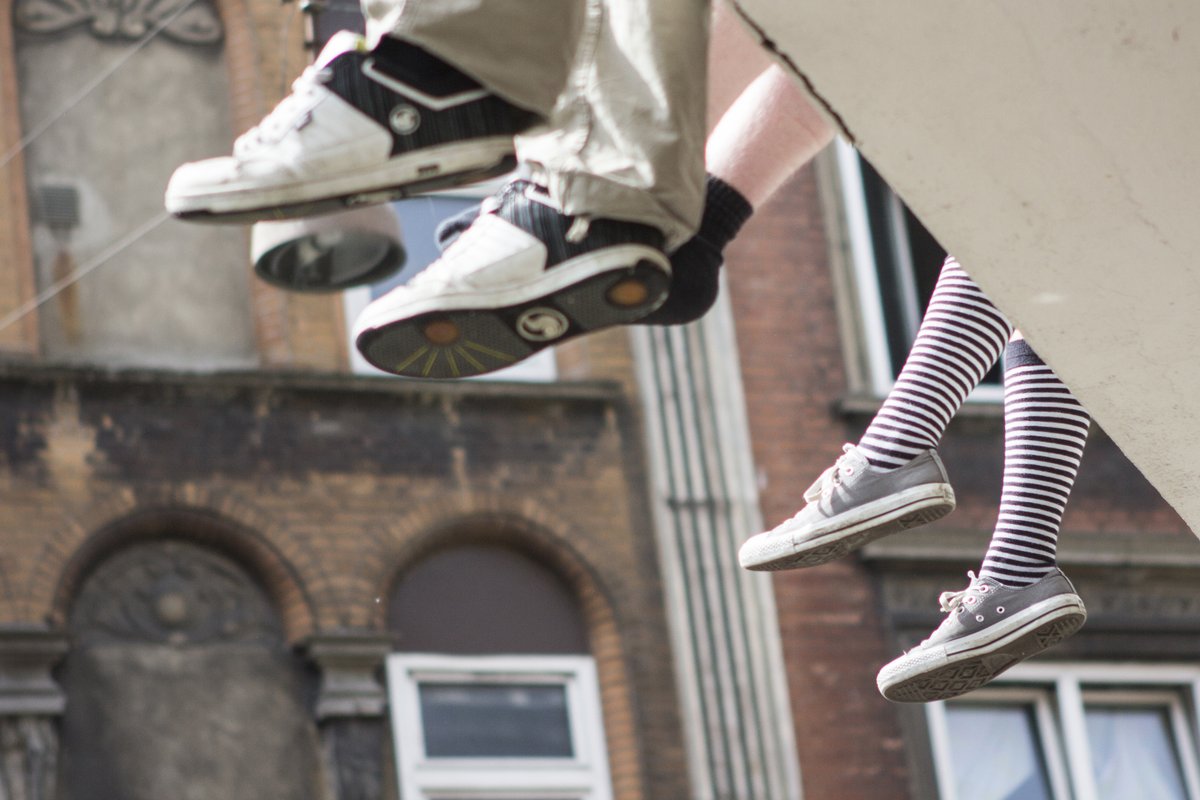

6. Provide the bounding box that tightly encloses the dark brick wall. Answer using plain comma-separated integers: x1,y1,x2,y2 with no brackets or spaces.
725,163,912,800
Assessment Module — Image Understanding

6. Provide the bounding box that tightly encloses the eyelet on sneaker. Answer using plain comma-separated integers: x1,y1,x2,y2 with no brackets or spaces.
975,615,985,622
979,585,990,593
997,606,1006,614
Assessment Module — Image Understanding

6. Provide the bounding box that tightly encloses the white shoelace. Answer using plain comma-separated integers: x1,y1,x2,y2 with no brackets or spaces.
915,571,983,646
233,66,329,157
801,443,857,504
938,571,980,614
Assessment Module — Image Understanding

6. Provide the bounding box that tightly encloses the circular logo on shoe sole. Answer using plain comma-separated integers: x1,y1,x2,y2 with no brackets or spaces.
389,104,421,135
516,308,570,342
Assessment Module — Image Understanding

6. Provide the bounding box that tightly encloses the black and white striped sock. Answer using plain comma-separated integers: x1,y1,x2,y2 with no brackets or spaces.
979,340,1090,587
858,257,1013,469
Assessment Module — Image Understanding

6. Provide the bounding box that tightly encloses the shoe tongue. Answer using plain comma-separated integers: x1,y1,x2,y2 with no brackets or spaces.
315,31,367,69
842,446,870,471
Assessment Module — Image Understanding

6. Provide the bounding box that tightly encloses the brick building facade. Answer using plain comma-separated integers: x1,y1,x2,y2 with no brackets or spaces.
2,0,1199,797
0,1,689,797
725,155,1200,799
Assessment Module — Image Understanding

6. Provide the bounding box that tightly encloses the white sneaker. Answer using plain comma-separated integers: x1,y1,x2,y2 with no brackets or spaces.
165,32,538,223
353,182,670,379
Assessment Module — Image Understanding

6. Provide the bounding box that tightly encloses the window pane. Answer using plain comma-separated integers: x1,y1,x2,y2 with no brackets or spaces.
1085,705,1188,800
419,682,574,758
945,704,1054,800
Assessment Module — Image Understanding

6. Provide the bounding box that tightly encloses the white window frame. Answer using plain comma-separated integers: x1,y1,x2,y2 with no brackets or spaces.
386,653,613,800
833,139,1003,404
926,662,1200,800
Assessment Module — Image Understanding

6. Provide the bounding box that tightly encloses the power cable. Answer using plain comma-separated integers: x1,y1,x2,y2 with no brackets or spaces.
0,0,202,171
0,210,171,334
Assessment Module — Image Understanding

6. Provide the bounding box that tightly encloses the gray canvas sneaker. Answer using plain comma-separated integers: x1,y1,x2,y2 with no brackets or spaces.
739,444,955,571
877,568,1087,703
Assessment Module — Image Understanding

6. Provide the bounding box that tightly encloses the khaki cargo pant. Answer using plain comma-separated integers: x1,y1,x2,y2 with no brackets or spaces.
363,0,710,249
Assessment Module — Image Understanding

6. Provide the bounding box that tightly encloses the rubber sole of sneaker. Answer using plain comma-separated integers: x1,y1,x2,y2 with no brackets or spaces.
739,484,955,572
879,597,1086,703
355,252,670,379
167,140,516,224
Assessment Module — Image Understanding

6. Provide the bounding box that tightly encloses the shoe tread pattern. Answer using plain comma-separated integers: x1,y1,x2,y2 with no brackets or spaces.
751,496,954,571
884,613,1085,703
356,261,670,379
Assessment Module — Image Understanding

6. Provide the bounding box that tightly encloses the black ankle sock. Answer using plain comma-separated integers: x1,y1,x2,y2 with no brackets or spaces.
697,174,755,250
639,175,753,326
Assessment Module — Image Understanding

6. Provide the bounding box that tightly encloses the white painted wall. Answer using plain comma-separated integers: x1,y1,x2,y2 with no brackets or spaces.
733,0,1200,532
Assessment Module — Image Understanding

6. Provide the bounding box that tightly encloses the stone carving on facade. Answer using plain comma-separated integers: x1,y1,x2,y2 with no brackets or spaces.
0,630,68,800
69,540,280,647
882,570,1200,627
14,0,223,45
322,720,387,800
880,574,958,617
0,716,59,800
306,635,393,800
1085,580,1200,621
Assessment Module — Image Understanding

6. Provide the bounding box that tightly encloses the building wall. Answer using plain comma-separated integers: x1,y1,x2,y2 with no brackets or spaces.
0,363,690,799
0,0,691,795
725,161,912,799
726,158,1200,800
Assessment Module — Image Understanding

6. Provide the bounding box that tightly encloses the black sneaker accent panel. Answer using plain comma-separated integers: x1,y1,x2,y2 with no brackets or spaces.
323,50,539,157
370,37,487,98
494,182,665,269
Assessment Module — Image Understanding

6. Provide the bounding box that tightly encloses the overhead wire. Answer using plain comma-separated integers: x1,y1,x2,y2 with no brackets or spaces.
0,0,203,171
0,210,171,334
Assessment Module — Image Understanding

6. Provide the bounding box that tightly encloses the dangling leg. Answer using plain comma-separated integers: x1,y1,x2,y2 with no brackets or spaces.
435,4,833,327
857,257,1012,467
978,336,1091,585
353,0,720,378
166,0,575,221
741,257,1008,570
877,336,1090,702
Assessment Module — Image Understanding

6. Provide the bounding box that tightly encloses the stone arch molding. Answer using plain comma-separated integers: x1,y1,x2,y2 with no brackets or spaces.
35,497,316,642
68,539,283,647
373,493,621,630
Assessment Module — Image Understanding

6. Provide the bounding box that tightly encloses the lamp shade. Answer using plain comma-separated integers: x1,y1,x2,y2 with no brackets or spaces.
250,204,405,292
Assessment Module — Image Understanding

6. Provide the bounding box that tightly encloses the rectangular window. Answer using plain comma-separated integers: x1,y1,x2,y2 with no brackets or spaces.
832,140,1002,400
386,654,612,800
926,663,1200,800
418,682,574,758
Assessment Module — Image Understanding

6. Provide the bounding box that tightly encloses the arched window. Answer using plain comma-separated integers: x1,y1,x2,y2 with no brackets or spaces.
387,544,612,800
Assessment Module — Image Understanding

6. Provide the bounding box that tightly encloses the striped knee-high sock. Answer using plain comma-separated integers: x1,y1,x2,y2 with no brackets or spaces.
979,340,1091,587
858,257,1013,469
